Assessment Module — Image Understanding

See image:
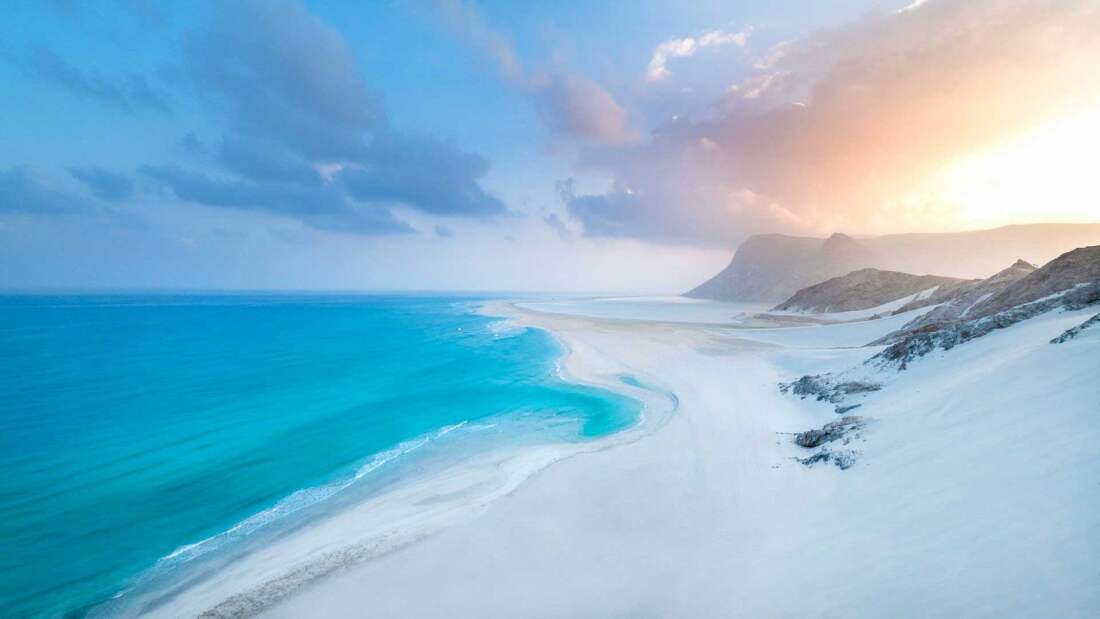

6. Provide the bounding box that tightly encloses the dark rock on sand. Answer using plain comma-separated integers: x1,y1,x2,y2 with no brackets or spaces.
793,416,867,448
1051,312,1100,344
799,448,859,470
779,375,881,404
870,281,1100,370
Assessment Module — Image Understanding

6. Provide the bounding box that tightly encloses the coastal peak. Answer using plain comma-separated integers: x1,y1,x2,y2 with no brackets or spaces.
987,258,1038,282
822,232,858,247
685,232,876,303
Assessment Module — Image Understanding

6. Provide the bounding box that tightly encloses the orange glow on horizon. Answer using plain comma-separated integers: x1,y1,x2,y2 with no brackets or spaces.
925,108,1100,229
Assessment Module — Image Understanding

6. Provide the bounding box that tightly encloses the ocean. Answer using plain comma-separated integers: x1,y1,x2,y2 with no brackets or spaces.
0,294,641,618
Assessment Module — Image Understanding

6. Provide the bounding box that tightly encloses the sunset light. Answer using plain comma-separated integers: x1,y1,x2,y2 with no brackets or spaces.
936,108,1100,228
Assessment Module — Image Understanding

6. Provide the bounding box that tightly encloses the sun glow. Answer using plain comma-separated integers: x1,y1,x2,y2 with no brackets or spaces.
930,108,1100,228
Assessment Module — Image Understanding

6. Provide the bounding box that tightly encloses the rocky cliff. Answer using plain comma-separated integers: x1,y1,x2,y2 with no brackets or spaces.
686,233,874,302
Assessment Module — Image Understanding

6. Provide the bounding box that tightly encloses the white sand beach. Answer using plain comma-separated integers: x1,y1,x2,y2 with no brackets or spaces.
245,298,1099,618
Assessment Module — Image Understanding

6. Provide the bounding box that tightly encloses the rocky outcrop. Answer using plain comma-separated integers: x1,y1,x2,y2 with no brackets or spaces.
792,416,869,470
794,416,868,448
779,244,1100,474
780,247,1100,419
968,246,1100,317
893,259,1035,315
1050,312,1100,344
772,268,966,313
888,259,1037,333
875,246,1100,354
870,281,1100,370
799,448,859,470
779,375,881,403
686,224,1100,303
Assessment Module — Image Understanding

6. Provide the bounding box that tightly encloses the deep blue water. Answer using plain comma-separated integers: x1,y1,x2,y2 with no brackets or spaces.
0,294,640,618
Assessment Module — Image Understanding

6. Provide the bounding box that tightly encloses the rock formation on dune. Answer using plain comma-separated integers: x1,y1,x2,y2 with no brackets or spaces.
781,244,1099,454
967,246,1100,317
870,245,1100,366
772,268,967,313
778,245,1100,478
687,223,1100,302
888,259,1037,330
1050,312,1100,344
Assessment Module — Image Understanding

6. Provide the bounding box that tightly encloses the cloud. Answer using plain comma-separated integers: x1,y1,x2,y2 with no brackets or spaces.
435,224,455,238
218,135,322,186
128,0,507,235
435,0,633,144
185,0,383,161
533,74,632,145
68,167,134,202
646,28,751,82
139,164,413,235
436,0,525,85
340,131,507,219
21,47,171,114
1,167,96,214
566,0,1100,247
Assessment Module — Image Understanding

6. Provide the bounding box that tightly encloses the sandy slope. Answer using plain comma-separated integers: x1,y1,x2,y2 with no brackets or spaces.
259,301,1100,618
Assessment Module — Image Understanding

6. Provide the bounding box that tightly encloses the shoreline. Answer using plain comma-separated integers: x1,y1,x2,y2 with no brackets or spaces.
108,295,1100,618
102,300,673,619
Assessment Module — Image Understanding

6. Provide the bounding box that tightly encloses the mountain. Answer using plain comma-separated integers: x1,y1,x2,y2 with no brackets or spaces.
772,269,967,313
687,223,1100,302
686,233,875,302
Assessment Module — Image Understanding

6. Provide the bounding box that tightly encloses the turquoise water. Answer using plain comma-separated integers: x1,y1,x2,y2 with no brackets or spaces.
0,294,640,618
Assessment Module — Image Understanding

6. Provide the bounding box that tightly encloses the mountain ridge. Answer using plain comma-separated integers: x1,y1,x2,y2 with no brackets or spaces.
686,223,1100,302
772,269,967,314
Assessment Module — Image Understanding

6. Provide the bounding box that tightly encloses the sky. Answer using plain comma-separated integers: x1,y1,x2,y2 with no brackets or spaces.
2,0,1099,292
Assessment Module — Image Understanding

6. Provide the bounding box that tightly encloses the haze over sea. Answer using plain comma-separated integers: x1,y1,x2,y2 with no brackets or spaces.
0,294,640,618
